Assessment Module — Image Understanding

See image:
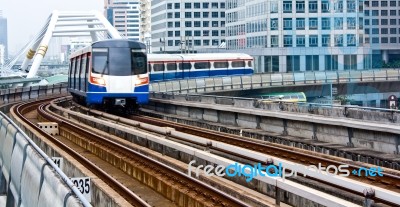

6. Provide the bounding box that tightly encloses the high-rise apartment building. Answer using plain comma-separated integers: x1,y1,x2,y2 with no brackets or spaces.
151,0,226,53
0,11,8,59
225,0,400,73
104,0,150,41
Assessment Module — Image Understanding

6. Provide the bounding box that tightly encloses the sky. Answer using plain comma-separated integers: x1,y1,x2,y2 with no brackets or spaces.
0,0,104,55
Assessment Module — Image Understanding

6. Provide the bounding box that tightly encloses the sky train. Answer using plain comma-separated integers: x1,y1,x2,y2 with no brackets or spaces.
147,53,254,81
68,39,149,112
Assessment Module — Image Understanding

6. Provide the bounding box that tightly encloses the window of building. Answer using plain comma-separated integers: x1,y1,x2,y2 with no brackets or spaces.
390,19,397,25
390,37,397,43
347,17,356,29
271,35,279,47
264,56,280,72
334,17,343,29
347,0,356,12
390,1,397,6
175,40,180,46
212,39,219,46
309,35,318,47
194,12,201,18
296,35,305,47
334,0,343,12
271,1,278,13
168,40,173,46
365,19,370,25
168,31,173,37
390,10,396,15
203,2,209,8
212,2,218,8
372,19,378,25
344,55,357,70
175,12,180,18
381,37,388,43
271,18,278,30
372,10,379,16
372,37,379,43
283,1,292,13
212,21,219,27
381,28,388,34
185,31,192,36
381,19,388,25
185,12,191,18
212,30,219,36
212,12,218,18
309,1,318,12
359,17,364,29
175,3,180,9
296,18,305,30
325,55,338,71
203,21,209,27
347,34,356,46
221,12,225,18
283,18,293,30
203,12,209,18
220,2,225,8
381,10,388,16
390,28,397,34
203,30,209,36
167,22,173,28
309,18,318,30
381,1,388,6
322,18,331,29
372,1,379,6
322,35,331,46
194,3,200,8
287,56,300,72
306,55,319,71
185,21,192,27
365,28,370,34
175,21,180,27
322,1,330,13
175,31,180,36
284,35,293,47
194,21,201,27
167,3,172,9
364,10,369,16
185,3,191,8
372,28,379,34
194,30,201,36
203,40,210,46
296,1,305,13
334,34,343,46
167,13,173,18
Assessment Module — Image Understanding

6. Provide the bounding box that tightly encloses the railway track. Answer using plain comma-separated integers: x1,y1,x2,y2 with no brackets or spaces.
14,98,250,207
53,97,400,206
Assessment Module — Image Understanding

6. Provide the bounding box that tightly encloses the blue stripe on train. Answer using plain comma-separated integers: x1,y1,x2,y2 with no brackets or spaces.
149,68,254,82
86,92,149,105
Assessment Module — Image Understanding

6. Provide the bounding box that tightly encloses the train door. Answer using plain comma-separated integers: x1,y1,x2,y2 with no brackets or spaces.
85,54,91,92
152,62,165,81
180,62,191,78
74,57,81,90
69,58,76,89
80,54,87,91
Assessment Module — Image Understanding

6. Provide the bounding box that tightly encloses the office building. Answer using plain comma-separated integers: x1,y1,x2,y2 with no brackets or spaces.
104,0,150,41
0,11,8,59
151,0,226,53
225,0,400,73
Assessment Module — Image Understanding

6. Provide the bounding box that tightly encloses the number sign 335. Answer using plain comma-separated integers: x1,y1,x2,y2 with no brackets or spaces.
70,177,91,202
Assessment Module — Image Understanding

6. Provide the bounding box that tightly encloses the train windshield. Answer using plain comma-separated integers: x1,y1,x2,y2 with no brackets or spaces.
92,47,147,76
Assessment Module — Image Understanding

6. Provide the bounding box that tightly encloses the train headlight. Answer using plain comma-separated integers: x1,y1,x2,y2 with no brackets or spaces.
90,76,106,86
135,77,149,86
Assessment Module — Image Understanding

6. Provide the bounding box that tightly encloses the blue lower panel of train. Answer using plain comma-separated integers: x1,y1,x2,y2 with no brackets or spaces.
86,92,149,105
150,68,254,82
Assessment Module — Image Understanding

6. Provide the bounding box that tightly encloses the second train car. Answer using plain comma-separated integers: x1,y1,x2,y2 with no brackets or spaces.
147,53,254,81
68,39,149,112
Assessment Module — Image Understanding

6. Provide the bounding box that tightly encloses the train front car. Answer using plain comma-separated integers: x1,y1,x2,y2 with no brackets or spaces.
88,40,149,112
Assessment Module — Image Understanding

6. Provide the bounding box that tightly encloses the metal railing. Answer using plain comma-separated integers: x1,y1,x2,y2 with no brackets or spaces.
150,69,400,94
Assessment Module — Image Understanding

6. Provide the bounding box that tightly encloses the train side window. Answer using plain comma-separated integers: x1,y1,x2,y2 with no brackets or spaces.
74,57,81,89
69,58,75,88
167,63,177,71
178,62,192,70
153,63,165,72
213,62,229,68
131,49,147,75
232,61,245,68
248,61,252,67
194,62,211,69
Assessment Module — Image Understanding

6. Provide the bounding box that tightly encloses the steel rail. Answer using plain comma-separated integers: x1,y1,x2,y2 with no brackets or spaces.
13,99,151,207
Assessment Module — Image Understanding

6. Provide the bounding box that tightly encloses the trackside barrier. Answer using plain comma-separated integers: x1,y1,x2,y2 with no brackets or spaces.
0,112,91,207
150,69,400,93
0,83,68,105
